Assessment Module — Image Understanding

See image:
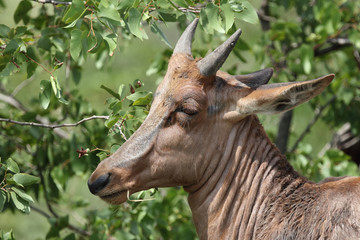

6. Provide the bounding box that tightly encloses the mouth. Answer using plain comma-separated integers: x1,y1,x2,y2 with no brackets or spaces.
99,190,128,204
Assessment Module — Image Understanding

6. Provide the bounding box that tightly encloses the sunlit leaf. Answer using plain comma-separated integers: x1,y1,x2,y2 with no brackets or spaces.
10,191,30,214
101,84,120,99
300,44,313,74
98,2,121,22
118,84,126,100
127,91,153,106
70,29,82,61
13,173,40,186
236,0,258,24
205,3,225,33
127,8,148,40
40,80,52,109
14,0,32,24
220,3,235,33
103,33,118,56
3,39,19,55
12,187,34,203
62,0,85,24
0,190,6,212
6,158,19,174
0,24,10,38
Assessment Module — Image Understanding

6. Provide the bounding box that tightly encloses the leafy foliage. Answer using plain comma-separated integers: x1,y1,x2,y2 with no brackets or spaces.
0,0,359,239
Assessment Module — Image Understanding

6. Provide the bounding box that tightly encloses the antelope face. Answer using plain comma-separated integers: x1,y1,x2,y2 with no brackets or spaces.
88,19,334,204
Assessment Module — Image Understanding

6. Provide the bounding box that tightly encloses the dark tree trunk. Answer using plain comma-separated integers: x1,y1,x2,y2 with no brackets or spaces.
275,110,293,153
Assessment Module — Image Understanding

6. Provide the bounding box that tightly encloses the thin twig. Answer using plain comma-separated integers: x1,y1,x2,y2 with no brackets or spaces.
11,76,35,97
32,0,72,5
31,204,92,236
0,92,28,112
0,115,109,129
148,7,201,14
0,92,69,138
21,52,55,78
290,95,337,153
30,204,52,219
353,50,360,70
314,37,353,57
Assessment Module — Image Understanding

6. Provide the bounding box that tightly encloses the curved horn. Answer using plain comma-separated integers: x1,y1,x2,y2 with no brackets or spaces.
197,29,242,77
173,18,199,56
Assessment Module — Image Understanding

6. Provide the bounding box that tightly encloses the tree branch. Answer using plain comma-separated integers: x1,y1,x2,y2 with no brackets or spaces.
0,115,109,129
31,0,72,5
314,38,353,57
290,95,337,153
30,204,91,236
0,93,28,112
353,49,360,70
275,110,293,153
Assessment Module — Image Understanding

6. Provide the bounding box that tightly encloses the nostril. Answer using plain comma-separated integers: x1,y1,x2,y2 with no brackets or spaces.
88,173,111,195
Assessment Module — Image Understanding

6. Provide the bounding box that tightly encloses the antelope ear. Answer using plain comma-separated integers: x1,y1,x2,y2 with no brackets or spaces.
224,74,334,121
234,68,273,88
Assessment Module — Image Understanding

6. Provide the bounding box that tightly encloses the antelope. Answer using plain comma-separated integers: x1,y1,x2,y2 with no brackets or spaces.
88,19,360,239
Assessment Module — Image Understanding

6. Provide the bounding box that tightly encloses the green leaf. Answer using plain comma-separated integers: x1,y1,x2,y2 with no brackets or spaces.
205,3,225,33
27,61,37,78
349,29,360,50
0,62,16,77
15,26,27,36
119,0,133,11
157,9,178,22
6,158,19,174
105,115,121,128
98,2,121,22
127,8,148,40
300,44,313,74
50,75,61,99
62,0,85,24
171,0,188,8
96,152,108,161
4,39,19,55
118,84,126,99
38,36,52,51
12,187,34,203
126,91,153,106
14,0,32,24
150,22,172,48
1,229,15,240
13,173,40,186
101,85,120,99
50,75,69,104
110,144,121,154
70,29,82,61
103,33,118,56
0,190,6,211
199,8,211,34
236,0,258,24
220,3,234,33
10,191,30,213
40,80,52,109
0,24,10,38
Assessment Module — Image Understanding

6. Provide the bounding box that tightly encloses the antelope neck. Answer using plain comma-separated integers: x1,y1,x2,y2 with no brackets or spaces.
186,115,306,240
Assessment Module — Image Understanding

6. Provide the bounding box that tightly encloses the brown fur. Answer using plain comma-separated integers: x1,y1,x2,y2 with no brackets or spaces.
88,48,356,240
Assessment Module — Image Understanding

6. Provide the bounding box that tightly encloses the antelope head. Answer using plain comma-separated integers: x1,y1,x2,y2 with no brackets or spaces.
88,19,334,204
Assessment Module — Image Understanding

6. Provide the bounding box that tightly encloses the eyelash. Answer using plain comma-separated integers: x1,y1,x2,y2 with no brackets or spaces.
175,107,198,116
166,106,199,127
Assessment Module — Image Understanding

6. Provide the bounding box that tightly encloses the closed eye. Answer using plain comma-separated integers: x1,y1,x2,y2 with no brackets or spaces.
176,107,198,116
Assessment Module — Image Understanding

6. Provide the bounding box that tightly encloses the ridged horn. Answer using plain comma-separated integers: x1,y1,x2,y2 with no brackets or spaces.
197,29,242,77
173,18,199,56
